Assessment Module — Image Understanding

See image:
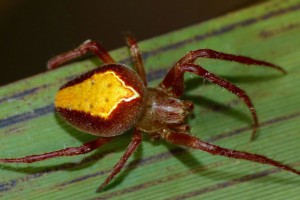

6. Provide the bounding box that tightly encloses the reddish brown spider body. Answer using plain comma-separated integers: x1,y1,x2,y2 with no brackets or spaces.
0,36,299,192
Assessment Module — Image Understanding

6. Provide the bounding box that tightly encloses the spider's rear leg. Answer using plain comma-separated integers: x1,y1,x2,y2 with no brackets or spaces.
0,137,112,163
47,40,115,70
160,63,259,140
163,131,300,176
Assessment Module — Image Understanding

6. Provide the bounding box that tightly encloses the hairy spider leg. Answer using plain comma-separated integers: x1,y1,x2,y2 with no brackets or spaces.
0,130,142,192
97,129,143,192
163,131,300,176
0,137,112,163
126,35,147,85
47,40,115,70
160,49,286,141
177,49,286,73
161,49,286,97
160,63,260,140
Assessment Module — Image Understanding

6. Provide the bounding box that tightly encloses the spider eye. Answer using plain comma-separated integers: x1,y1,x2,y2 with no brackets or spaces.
55,64,146,137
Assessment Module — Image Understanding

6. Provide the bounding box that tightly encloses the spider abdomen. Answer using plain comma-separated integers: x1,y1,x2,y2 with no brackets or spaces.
55,64,146,137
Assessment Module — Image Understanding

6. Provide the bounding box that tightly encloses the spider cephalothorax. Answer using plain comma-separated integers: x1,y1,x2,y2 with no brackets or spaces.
0,36,299,192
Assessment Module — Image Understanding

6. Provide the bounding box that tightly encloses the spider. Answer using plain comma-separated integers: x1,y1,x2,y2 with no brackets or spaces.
1,36,299,192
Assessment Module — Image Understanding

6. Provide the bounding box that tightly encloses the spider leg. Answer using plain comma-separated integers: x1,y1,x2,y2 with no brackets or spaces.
0,138,112,163
47,40,115,70
125,35,147,85
163,131,300,176
160,63,259,140
177,49,286,73
161,49,286,96
97,128,143,192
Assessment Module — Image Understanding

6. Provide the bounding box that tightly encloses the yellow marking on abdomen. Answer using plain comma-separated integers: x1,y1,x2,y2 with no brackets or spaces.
55,71,140,118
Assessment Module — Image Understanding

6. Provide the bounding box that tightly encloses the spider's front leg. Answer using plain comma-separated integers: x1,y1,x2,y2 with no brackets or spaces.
97,128,143,191
161,49,286,96
163,131,300,176
160,50,285,140
160,62,259,140
176,49,286,74
126,35,147,85
47,40,115,70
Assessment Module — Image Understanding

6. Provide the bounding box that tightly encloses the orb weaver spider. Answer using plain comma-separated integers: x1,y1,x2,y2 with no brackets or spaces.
1,36,299,192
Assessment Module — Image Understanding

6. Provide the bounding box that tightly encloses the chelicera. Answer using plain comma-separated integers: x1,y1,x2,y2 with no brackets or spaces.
1,36,299,192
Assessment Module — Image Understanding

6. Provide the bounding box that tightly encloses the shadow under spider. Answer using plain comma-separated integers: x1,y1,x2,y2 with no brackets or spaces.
181,74,283,125
184,94,252,126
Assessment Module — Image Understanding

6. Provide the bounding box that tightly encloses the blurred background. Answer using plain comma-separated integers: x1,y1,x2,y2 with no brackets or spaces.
0,0,265,85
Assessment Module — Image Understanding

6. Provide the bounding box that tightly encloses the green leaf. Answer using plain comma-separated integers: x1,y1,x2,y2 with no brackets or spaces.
1,0,300,199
